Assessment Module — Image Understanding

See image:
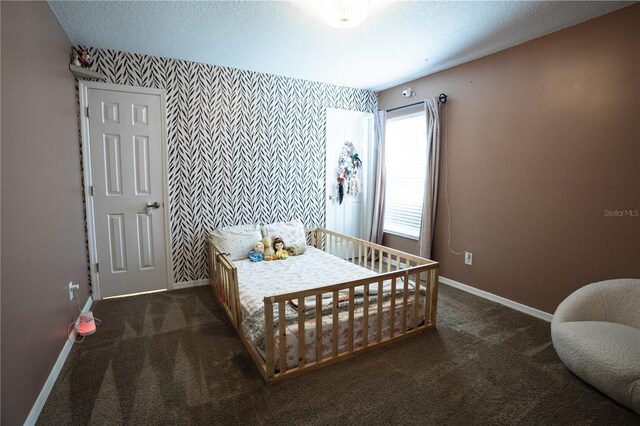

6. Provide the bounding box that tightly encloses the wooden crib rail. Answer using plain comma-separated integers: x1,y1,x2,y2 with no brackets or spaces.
262,262,438,382
305,227,437,271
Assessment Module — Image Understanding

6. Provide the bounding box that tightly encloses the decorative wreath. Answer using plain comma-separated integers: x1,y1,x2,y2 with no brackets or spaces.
336,141,362,205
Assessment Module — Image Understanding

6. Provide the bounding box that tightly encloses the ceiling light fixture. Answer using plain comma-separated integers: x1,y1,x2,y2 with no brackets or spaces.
322,0,370,29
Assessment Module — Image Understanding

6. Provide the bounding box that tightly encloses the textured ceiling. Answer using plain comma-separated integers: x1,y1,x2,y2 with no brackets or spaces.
49,1,632,90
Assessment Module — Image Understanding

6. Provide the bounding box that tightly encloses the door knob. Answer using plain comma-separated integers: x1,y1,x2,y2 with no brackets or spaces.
144,202,161,215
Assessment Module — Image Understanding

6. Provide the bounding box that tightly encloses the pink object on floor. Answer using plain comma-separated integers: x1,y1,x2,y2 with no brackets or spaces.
76,311,96,336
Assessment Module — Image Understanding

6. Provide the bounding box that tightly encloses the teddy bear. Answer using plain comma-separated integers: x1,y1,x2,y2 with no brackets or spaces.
248,241,264,262
272,237,289,260
262,237,274,261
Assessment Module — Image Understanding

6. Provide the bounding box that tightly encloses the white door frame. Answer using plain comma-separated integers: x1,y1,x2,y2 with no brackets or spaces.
79,81,173,300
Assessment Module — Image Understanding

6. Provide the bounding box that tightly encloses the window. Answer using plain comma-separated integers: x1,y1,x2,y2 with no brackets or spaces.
383,112,427,239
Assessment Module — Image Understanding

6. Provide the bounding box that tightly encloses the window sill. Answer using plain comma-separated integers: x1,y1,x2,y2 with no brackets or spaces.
383,230,419,241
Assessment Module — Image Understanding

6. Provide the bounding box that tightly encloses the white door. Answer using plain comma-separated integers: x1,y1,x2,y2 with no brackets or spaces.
87,86,169,298
325,108,373,256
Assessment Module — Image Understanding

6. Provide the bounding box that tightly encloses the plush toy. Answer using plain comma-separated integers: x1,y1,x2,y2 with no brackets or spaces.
76,48,92,69
248,241,264,262
262,237,274,261
272,237,289,260
286,243,306,257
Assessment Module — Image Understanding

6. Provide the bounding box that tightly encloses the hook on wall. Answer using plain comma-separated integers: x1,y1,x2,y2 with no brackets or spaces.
438,93,448,104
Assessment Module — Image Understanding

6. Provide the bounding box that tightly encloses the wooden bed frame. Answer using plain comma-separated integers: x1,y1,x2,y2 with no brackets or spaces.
208,227,439,384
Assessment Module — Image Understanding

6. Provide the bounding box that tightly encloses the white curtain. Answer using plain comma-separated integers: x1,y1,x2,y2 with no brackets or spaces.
418,98,442,259
368,110,387,245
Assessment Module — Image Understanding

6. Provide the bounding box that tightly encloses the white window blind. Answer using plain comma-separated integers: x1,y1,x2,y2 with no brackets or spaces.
383,112,427,239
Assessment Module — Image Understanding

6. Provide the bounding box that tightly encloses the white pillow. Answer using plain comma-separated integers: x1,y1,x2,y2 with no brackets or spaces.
211,224,262,261
261,219,307,247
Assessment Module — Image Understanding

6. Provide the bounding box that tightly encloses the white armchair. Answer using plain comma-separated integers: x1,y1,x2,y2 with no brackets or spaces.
551,278,640,414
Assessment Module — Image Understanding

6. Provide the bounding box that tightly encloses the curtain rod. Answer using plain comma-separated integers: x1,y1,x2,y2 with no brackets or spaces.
385,93,448,113
386,101,423,113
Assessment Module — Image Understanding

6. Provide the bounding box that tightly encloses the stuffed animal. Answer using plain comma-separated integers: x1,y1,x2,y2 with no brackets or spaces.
272,237,289,260
286,243,306,257
76,48,92,69
248,241,264,262
262,237,274,261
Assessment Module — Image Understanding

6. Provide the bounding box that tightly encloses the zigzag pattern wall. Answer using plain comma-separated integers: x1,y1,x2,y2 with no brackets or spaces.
81,47,377,284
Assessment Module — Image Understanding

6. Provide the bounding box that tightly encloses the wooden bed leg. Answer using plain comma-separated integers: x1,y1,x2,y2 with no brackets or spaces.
429,268,439,327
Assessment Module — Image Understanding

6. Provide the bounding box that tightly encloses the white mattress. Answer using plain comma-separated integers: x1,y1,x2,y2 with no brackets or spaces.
234,246,379,320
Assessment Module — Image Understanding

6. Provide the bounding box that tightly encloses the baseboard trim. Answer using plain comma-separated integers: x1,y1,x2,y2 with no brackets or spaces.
24,295,93,426
172,279,208,290
439,276,553,322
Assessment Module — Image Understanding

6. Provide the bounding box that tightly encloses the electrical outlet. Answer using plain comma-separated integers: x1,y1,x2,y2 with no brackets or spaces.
464,252,473,265
68,282,79,301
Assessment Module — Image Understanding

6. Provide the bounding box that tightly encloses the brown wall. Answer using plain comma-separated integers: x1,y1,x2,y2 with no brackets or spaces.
379,4,640,314
1,2,90,424
382,232,418,255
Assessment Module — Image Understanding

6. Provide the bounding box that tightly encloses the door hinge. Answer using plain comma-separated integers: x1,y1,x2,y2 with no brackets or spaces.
85,106,90,117
95,263,99,273
90,186,94,196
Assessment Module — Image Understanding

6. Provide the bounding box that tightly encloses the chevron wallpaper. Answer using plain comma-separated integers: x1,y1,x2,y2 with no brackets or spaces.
79,47,377,284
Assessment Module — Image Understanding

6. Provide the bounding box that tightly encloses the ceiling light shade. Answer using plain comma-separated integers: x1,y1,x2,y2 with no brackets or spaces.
322,0,369,29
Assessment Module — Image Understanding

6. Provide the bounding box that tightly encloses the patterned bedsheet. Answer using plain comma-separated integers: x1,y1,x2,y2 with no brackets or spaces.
235,247,378,318
236,247,425,369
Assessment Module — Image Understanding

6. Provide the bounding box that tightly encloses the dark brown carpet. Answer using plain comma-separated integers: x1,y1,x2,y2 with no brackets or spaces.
38,284,639,425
